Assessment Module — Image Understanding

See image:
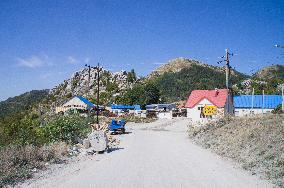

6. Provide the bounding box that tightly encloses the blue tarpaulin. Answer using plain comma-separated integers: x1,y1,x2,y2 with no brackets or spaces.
111,104,141,110
234,95,282,109
77,96,95,107
76,96,104,109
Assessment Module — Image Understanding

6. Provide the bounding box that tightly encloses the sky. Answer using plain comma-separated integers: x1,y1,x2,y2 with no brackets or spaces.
0,0,283,101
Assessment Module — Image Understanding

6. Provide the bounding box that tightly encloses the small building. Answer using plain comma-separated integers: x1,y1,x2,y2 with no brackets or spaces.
56,96,103,114
145,104,176,112
234,95,282,116
146,104,176,119
111,104,141,116
185,89,232,125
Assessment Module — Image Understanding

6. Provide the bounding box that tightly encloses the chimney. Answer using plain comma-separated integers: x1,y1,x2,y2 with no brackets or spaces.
215,88,219,97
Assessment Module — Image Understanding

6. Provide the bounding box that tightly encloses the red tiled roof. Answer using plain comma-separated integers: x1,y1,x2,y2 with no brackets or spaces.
185,89,228,108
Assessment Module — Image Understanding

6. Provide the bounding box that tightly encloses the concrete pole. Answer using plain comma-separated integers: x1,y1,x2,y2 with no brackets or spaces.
262,90,264,114
225,49,230,115
251,88,254,114
282,84,284,113
225,49,229,89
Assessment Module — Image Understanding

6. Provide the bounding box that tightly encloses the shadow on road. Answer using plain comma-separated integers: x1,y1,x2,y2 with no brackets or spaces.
110,131,132,135
108,147,124,153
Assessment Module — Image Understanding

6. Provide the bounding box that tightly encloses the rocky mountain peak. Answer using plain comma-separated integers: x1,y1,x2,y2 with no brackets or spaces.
148,57,201,78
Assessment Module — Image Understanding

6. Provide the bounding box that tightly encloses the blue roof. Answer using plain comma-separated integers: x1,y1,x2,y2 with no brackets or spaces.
111,104,141,110
146,104,176,110
76,96,95,107
133,105,141,110
234,95,282,109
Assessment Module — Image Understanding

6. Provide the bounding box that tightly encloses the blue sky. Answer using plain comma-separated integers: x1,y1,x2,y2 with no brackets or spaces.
0,0,283,101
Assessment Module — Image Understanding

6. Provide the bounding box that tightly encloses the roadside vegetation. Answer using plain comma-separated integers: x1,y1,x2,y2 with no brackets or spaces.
0,111,95,187
188,115,284,187
0,107,153,187
0,142,67,186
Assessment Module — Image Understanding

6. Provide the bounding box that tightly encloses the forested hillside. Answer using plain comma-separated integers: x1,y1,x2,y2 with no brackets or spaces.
0,90,49,119
254,64,284,80
154,63,247,102
119,58,248,105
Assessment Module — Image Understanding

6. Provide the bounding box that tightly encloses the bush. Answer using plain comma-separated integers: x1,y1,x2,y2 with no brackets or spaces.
272,104,283,114
2,114,45,146
42,115,93,144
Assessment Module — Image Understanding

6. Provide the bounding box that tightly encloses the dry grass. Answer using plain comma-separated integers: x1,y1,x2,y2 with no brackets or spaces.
0,142,68,187
188,114,284,187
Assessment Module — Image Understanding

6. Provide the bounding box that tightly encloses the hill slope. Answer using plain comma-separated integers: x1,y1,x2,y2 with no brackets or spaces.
0,90,49,119
188,115,284,187
148,58,248,102
254,64,284,80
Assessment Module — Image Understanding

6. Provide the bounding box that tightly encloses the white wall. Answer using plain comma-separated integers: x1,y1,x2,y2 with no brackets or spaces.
235,108,273,117
158,112,172,119
59,97,88,113
186,99,223,125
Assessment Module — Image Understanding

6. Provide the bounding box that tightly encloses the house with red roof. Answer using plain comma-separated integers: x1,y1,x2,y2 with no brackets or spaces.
185,89,233,125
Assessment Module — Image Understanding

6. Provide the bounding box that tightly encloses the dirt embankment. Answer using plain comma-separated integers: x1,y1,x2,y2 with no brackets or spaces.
188,115,284,187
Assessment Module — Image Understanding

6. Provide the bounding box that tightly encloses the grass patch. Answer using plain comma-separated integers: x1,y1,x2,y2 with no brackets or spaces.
0,142,68,187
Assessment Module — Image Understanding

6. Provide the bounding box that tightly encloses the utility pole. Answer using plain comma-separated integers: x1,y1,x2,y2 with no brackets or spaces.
225,49,230,89
85,64,91,95
281,84,284,113
274,44,284,112
251,88,254,114
94,63,102,126
262,90,264,114
217,49,234,115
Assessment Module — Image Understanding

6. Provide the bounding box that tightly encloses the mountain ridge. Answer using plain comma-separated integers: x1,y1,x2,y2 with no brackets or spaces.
0,58,283,118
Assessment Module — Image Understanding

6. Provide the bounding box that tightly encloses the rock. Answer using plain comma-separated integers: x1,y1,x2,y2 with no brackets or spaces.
32,168,37,172
86,148,95,155
88,130,108,152
72,146,79,151
79,151,88,156
83,139,91,149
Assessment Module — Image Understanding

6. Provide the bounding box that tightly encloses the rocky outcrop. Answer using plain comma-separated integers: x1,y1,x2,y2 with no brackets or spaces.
50,67,135,105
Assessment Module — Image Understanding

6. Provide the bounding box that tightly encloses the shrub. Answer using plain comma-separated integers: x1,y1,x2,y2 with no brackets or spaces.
42,115,93,144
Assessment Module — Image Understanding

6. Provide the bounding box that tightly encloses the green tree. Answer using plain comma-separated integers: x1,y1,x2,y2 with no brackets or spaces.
127,69,137,83
144,82,160,104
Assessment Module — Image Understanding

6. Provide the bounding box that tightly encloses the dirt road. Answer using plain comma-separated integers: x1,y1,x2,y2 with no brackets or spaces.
20,119,273,188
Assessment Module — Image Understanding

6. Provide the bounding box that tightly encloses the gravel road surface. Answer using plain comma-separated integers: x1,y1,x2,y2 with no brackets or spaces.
20,118,273,188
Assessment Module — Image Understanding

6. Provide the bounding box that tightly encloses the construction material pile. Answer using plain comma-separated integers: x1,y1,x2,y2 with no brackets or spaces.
188,114,284,187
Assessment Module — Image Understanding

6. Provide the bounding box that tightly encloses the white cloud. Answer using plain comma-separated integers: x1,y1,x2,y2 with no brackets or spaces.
17,56,45,68
67,56,79,64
